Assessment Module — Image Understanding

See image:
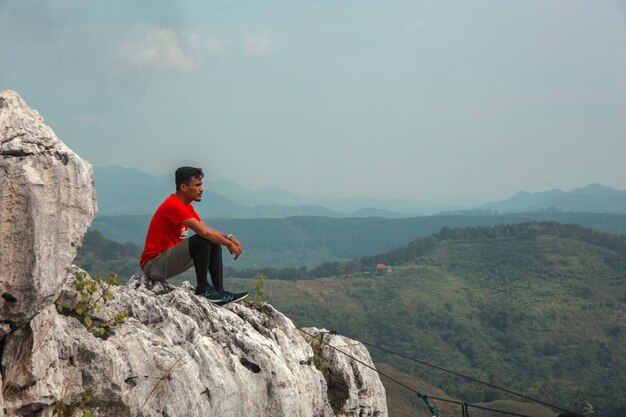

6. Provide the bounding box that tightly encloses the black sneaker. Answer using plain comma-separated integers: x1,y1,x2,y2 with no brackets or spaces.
195,286,223,303
216,290,249,306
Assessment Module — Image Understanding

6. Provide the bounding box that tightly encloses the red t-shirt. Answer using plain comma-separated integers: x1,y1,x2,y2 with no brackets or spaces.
140,194,201,269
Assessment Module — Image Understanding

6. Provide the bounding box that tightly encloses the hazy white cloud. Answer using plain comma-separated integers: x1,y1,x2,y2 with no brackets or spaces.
118,28,199,71
243,31,273,55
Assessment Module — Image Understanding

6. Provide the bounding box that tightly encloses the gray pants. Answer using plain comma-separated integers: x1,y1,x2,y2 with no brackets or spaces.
142,239,194,282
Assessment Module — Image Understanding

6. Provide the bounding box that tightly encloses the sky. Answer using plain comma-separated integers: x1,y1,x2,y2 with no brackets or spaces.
1,0,625,203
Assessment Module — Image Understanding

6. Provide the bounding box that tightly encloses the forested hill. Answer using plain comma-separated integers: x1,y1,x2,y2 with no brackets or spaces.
232,221,626,279
361,221,626,272
230,222,626,417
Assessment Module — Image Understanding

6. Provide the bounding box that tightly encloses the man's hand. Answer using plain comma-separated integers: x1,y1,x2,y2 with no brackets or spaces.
230,236,243,251
227,238,243,260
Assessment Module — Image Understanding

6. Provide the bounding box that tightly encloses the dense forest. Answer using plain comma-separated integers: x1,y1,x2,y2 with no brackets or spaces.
227,221,626,279
224,223,626,417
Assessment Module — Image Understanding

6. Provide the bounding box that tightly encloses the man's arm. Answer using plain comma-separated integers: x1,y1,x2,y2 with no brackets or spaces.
182,218,243,260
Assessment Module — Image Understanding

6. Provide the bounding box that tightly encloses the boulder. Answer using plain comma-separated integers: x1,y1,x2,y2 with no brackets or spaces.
1,272,388,417
301,328,388,417
0,90,97,327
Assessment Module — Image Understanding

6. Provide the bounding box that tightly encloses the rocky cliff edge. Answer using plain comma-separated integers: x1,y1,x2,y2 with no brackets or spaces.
0,90,387,417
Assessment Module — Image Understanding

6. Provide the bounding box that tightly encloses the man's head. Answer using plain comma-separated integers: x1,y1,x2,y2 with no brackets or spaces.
175,167,204,202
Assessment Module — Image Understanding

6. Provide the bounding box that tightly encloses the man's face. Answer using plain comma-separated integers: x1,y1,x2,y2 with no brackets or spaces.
181,177,203,202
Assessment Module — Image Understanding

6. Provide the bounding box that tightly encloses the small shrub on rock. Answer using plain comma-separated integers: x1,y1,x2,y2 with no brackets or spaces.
55,271,128,337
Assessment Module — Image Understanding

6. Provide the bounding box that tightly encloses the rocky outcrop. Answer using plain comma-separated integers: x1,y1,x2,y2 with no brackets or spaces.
1,272,387,417
0,91,387,416
0,90,97,327
301,328,387,417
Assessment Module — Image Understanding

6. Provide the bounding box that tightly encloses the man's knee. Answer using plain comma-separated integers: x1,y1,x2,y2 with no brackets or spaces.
189,235,221,255
189,234,208,253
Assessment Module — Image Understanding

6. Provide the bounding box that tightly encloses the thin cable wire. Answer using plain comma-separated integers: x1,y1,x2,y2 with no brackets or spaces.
300,329,540,417
358,339,571,413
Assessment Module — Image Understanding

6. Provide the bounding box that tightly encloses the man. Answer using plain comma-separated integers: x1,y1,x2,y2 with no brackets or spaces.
140,166,248,305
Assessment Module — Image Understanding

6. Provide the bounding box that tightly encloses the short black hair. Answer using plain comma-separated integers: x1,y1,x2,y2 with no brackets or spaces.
175,166,204,190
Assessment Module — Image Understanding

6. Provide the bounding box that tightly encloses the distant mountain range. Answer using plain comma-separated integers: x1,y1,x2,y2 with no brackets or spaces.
479,183,626,214
94,166,626,217
93,166,464,217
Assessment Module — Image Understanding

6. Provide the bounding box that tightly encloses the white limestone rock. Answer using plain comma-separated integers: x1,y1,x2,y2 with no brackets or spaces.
301,328,388,417
0,90,97,327
1,272,387,417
